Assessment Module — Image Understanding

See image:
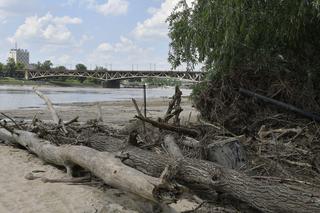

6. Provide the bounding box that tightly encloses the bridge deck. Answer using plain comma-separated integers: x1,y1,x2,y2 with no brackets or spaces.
23,69,204,82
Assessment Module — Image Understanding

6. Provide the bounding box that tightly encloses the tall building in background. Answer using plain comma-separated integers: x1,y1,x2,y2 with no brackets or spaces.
8,46,30,67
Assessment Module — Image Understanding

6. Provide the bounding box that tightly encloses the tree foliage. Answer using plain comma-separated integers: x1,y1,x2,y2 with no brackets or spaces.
76,64,87,71
167,0,320,83
95,66,108,71
6,58,17,72
54,66,67,71
36,60,53,70
15,62,25,70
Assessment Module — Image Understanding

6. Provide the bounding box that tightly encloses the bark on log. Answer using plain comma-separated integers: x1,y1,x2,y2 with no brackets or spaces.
180,136,201,148
119,148,320,213
163,86,183,125
136,115,200,138
82,136,320,212
207,137,246,170
0,128,182,209
163,134,184,159
3,127,320,212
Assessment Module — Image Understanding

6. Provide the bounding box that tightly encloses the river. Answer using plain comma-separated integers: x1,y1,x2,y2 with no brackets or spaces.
0,85,192,110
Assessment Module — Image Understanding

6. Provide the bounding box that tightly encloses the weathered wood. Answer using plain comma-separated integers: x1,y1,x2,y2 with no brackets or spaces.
135,115,200,138
163,134,184,159
96,102,103,122
34,88,68,133
163,86,183,125
0,128,182,208
180,136,201,148
239,88,320,122
3,123,320,212
64,116,79,126
207,137,246,170
0,112,22,129
118,147,320,213
81,136,320,213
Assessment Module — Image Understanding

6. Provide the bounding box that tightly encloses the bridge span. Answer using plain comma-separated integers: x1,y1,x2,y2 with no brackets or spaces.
24,69,204,83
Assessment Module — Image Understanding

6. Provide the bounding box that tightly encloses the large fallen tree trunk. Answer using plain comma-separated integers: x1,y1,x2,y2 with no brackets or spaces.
120,148,320,213
2,117,320,212
0,128,181,212
85,135,320,213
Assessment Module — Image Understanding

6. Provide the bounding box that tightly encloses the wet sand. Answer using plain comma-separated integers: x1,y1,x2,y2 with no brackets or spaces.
0,98,199,213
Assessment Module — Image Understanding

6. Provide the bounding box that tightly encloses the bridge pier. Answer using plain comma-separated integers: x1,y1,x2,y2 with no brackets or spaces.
24,70,29,80
102,80,120,88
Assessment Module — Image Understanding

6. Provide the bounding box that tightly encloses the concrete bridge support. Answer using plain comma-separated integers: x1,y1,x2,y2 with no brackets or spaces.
102,80,121,88
24,70,29,80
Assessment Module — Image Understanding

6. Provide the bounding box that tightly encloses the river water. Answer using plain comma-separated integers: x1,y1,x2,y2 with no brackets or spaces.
0,85,192,110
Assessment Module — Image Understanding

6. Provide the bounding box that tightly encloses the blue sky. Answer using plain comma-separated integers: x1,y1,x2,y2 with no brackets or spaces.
0,0,193,70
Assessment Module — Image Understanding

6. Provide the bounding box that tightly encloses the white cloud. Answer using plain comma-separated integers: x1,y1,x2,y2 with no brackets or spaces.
88,36,154,68
51,54,72,65
94,0,128,16
133,0,195,39
8,13,82,45
68,0,129,16
96,36,147,54
97,42,113,52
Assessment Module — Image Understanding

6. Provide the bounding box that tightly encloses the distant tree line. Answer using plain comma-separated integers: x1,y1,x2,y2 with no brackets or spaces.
0,59,109,85
0,58,25,72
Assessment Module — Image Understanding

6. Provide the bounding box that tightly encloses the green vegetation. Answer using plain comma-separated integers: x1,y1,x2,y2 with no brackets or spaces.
168,0,320,82
95,66,108,71
0,58,25,72
53,66,67,71
142,78,182,87
0,77,41,85
168,0,320,125
35,60,53,70
75,63,87,71
49,78,100,87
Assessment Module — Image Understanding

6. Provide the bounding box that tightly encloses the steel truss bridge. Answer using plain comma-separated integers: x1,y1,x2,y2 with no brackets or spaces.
24,69,204,82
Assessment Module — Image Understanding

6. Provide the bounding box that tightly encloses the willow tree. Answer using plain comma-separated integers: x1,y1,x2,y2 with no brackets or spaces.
168,0,320,82
168,0,320,126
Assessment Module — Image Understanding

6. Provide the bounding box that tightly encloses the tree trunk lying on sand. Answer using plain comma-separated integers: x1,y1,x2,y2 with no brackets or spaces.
121,148,320,213
85,135,320,213
2,126,320,213
0,128,181,213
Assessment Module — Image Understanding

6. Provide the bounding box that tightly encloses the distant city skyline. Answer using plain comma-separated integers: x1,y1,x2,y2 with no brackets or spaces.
0,0,194,70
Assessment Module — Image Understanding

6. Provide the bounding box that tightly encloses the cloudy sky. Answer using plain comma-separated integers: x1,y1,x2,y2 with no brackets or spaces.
0,0,191,70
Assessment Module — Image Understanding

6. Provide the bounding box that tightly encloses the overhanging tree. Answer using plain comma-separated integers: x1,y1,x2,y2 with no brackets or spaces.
167,0,320,84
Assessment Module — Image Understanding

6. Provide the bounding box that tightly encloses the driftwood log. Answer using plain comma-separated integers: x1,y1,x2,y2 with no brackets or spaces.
2,123,320,212
34,88,68,133
0,128,181,213
84,136,320,213
206,137,246,170
163,86,183,125
2,88,320,213
163,134,184,159
239,88,320,122
121,148,320,213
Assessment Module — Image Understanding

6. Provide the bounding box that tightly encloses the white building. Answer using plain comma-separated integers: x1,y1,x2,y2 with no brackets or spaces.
8,48,30,67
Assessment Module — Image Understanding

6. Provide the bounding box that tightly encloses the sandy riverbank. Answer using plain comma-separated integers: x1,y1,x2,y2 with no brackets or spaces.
3,97,198,128
0,98,199,213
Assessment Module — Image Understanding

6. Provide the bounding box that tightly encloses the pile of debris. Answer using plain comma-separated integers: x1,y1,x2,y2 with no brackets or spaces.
1,86,320,213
